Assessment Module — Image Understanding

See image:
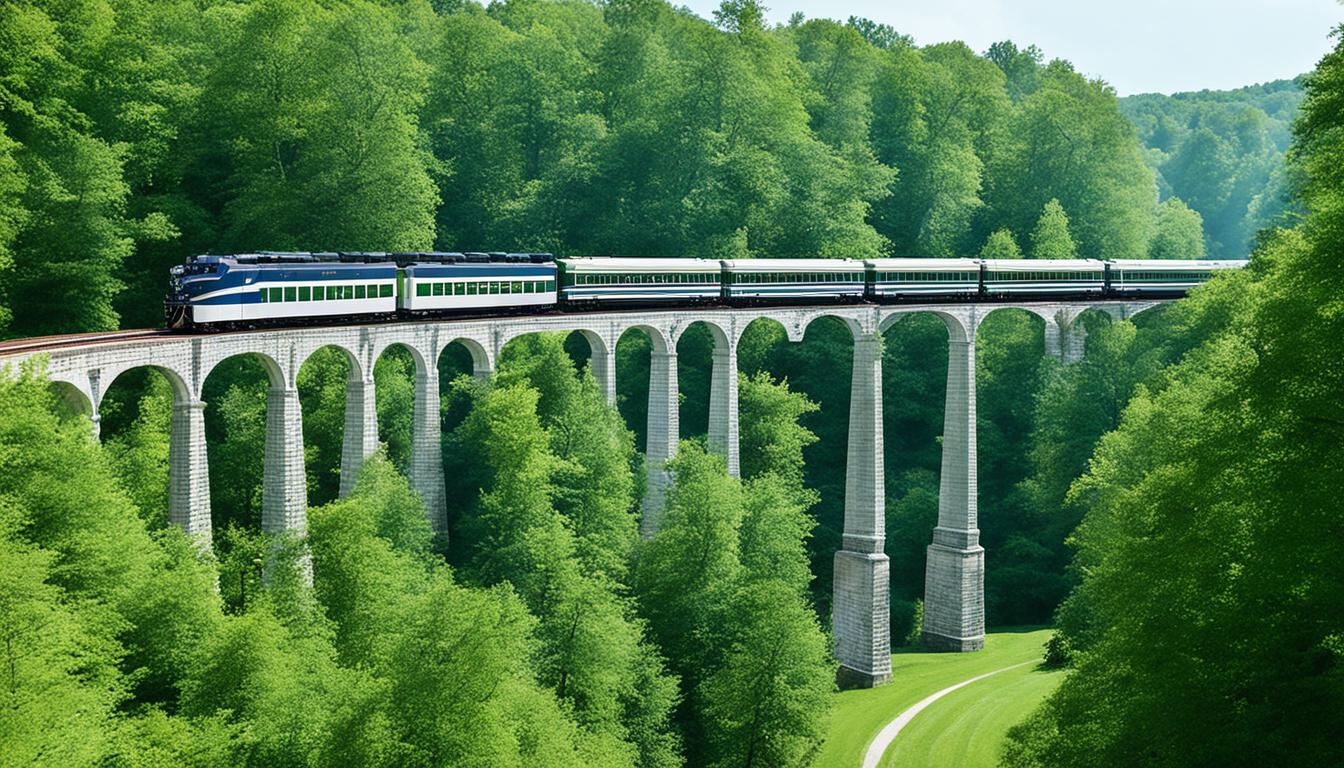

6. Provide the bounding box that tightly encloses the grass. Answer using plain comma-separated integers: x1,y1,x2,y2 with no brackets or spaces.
813,627,1057,768
880,660,1064,767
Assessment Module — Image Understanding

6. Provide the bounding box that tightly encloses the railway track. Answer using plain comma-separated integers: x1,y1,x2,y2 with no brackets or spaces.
0,329,173,356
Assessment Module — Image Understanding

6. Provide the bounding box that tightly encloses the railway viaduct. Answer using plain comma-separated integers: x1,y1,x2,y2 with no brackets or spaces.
0,299,1159,687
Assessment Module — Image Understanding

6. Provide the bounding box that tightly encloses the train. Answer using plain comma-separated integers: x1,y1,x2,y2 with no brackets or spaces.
164,251,1245,331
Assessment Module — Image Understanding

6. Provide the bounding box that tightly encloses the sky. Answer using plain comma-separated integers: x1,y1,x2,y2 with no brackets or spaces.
679,0,1344,95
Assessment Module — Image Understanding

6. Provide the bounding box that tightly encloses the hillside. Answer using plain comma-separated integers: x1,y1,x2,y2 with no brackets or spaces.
1120,78,1304,258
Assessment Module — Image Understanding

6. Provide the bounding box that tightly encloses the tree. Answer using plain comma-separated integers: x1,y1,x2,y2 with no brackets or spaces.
0,1,136,335
0,126,25,334
699,581,832,768
192,0,438,251
0,533,122,766
636,439,832,766
979,227,1023,259
1148,197,1207,259
104,375,173,527
1006,26,1344,766
985,40,1043,101
493,333,640,581
1030,198,1078,260
737,371,820,492
983,60,1155,261
448,381,679,765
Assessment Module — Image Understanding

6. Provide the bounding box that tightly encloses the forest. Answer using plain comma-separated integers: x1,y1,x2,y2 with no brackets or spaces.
1,0,1339,766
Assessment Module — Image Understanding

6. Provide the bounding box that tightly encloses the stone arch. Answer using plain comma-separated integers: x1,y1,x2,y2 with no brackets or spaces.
370,339,429,380
801,310,866,342
613,324,668,451
672,319,731,445
295,344,369,505
870,306,986,651
670,318,730,351
369,342,426,473
621,322,673,355
372,340,445,534
198,348,308,555
203,350,287,392
296,343,364,384
560,328,615,404
442,336,492,379
734,314,789,349
879,308,975,344
613,323,679,537
973,306,1049,357
47,378,94,426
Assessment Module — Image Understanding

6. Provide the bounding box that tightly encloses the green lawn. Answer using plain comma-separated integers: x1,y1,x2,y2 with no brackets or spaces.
880,660,1064,767
814,627,1057,768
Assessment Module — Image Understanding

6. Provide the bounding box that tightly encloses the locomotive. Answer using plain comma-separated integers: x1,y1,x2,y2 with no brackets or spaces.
165,251,1244,331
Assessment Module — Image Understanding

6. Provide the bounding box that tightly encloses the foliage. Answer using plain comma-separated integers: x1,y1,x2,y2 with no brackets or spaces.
1148,197,1207,259
1005,28,1344,767
978,228,1023,259
0,360,659,766
737,370,820,492
635,439,832,766
1029,199,1077,260
445,349,681,766
1121,78,1303,258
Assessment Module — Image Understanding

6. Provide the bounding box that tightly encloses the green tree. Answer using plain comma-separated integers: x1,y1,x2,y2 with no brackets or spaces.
0,532,122,766
1006,27,1344,766
1148,196,1208,260
0,1,136,335
979,227,1023,259
192,0,437,251
1029,198,1078,260
636,441,832,766
737,371,820,492
984,60,1155,260
449,381,679,765
104,376,173,528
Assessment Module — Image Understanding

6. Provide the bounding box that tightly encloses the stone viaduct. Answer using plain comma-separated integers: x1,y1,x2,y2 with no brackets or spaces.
0,300,1159,687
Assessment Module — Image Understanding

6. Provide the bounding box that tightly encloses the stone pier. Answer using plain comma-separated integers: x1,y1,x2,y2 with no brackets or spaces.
833,328,892,686
642,346,679,537
339,371,379,498
922,324,986,652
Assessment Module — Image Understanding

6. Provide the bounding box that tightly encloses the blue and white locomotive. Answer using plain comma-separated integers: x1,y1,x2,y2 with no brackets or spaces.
166,251,1245,331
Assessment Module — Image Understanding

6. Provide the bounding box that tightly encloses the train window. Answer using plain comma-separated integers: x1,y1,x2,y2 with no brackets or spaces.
416,283,430,297
453,283,464,295
489,282,500,294
511,282,523,293
259,288,267,302
431,282,442,296
299,286,311,301
354,285,365,299
467,283,478,295
285,287,297,302
381,284,393,297
546,280,555,291
269,287,282,302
